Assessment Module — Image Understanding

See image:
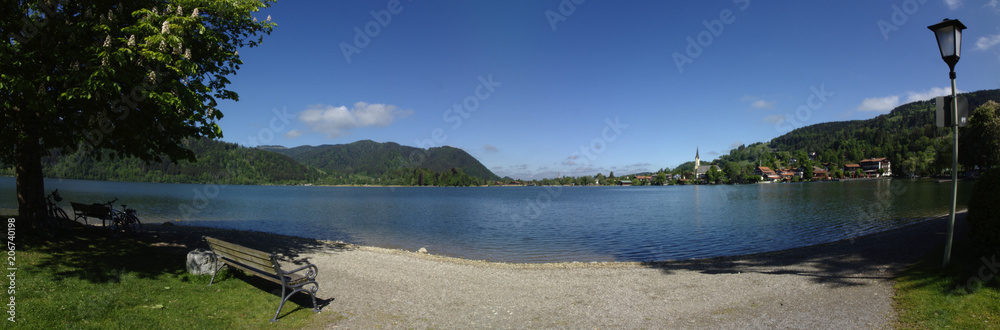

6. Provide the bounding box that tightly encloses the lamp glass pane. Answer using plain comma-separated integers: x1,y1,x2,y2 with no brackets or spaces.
935,25,956,58
954,28,962,58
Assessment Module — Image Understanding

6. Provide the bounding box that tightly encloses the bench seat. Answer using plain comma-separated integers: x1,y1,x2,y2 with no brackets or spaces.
204,236,321,322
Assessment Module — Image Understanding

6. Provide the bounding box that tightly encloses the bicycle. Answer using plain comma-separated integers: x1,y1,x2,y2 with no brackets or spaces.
35,190,71,238
105,198,143,237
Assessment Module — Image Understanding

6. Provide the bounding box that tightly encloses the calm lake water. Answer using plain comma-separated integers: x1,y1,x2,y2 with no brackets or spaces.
0,177,973,262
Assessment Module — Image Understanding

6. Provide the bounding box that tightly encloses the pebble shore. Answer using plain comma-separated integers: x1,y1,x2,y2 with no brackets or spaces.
143,213,966,328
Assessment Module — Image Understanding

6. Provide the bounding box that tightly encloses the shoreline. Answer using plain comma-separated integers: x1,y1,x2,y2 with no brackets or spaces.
142,210,966,269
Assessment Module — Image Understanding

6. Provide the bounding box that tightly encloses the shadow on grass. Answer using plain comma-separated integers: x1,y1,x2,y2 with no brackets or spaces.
20,218,351,321
26,220,352,284
640,214,969,287
896,238,1000,295
28,222,185,283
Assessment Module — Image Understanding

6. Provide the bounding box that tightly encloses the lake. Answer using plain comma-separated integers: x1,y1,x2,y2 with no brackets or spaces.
0,177,972,262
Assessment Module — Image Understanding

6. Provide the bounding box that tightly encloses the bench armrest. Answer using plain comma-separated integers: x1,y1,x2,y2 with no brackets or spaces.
282,263,319,280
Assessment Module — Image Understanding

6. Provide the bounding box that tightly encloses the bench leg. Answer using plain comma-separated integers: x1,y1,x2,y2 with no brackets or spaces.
272,283,320,322
208,264,227,285
271,285,287,322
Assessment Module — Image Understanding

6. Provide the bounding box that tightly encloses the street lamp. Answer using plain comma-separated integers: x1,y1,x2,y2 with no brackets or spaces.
928,18,966,267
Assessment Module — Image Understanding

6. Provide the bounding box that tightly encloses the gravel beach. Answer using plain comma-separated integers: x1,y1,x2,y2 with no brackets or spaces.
143,213,966,328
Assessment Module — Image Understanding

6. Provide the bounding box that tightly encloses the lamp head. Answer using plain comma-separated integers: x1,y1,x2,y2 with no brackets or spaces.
928,18,967,71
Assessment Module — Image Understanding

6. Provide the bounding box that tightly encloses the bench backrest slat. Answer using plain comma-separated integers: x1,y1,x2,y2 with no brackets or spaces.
70,202,111,216
205,236,279,276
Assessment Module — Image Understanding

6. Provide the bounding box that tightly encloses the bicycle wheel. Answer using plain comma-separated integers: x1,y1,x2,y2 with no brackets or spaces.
109,213,125,238
54,207,71,224
108,209,123,229
125,213,143,235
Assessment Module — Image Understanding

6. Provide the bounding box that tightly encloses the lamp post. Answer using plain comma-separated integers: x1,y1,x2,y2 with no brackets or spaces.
928,18,966,267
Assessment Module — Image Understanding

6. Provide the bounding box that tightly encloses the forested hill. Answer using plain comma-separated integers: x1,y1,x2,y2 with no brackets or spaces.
770,89,1000,153
259,140,500,182
722,89,1000,177
0,139,500,186
35,138,319,184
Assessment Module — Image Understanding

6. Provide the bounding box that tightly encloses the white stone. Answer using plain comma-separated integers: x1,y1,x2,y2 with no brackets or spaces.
186,249,220,275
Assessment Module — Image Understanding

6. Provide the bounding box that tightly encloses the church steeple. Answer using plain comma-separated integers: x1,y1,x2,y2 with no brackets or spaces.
695,147,700,172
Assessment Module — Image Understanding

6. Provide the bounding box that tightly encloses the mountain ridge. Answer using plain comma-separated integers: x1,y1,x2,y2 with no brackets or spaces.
258,140,500,182
0,139,500,186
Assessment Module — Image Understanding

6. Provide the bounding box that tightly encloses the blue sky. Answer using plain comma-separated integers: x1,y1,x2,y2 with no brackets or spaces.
215,0,1000,180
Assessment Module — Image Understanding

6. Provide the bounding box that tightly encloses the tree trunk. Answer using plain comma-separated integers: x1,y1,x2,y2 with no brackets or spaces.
15,111,44,230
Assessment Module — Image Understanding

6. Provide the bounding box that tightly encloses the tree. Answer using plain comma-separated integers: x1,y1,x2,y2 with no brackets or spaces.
706,166,721,184
802,160,814,181
967,169,1000,250
961,100,1000,170
2,1,275,227
724,162,741,184
654,172,667,185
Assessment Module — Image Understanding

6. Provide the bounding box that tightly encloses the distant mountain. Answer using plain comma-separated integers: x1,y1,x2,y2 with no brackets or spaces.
0,139,499,186
38,138,318,184
261,140,500,181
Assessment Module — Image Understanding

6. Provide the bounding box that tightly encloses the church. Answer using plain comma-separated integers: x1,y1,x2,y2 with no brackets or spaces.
693,147,721,180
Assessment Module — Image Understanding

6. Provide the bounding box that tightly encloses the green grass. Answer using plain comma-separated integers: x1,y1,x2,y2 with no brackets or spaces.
9,218,337,328
894,241,1000,329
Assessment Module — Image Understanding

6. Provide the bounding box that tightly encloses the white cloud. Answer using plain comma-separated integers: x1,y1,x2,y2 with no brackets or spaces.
751,99,776,109
987,0,999,8
761,114,786,124
856,96,900,112
976,33,1000,50
284,129,302,139
905,87,955,103
729,141,743,149
742,95,776,109
483,144,498,153
297,102,413,138
944,0,962,10
855,87,959,113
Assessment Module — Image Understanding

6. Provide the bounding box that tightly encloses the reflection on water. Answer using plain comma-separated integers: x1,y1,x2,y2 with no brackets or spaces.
0,177,972,262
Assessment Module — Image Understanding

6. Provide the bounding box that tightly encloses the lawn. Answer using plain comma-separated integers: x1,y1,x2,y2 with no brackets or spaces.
894,240,1000,328
7,216,335,328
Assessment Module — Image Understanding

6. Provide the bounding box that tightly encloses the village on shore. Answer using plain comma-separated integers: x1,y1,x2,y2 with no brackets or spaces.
495,149,894,187
608,155,889,186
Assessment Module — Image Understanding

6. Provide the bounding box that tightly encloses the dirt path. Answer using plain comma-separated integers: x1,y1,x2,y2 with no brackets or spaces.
144,213,964,328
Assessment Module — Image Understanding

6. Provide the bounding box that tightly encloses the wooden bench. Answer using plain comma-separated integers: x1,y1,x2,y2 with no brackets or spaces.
203,236,321,322
70,202,112,226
